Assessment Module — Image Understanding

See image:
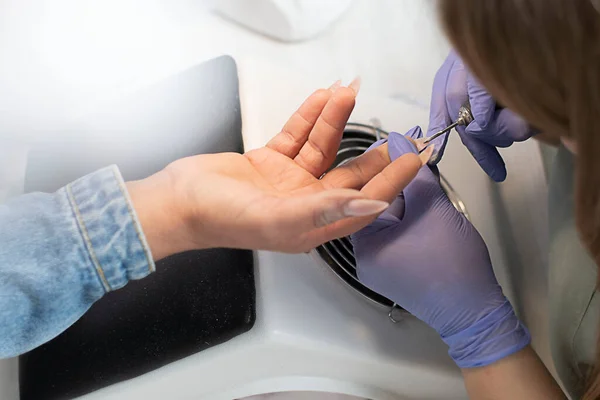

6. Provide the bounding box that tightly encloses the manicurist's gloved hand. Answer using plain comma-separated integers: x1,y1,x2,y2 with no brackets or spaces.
351,127,530,368
428,51,534,182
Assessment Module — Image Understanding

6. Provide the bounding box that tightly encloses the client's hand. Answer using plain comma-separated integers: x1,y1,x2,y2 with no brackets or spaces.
128,82,426,259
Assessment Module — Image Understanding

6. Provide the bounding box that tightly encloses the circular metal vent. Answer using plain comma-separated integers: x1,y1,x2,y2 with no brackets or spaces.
316,122,469,315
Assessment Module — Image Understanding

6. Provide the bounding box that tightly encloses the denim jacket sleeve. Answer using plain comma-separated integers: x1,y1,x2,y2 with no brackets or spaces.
0,165,155,358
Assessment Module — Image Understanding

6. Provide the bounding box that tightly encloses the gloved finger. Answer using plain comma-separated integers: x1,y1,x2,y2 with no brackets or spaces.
405,125,423,140
388,128,419,161
350,214,397,241
466,108,531,147
467,74,496,130
402,163,446,211
428,53,458,132
445,58,469,122
386,128,445,221
351,193,407,238
426,54,457,163
428,57,470,166
381,193,406,220
457,125,507,182
359,128,422,192
427,57,454,134
494,108,532,143
465,119,513,148
358,128,420,227
365,138,387,152
349,134,417,238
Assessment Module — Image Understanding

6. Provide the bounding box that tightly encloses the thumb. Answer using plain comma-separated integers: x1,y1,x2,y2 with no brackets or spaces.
402,165,448,220
467,73,496,130
387,129,419,161
456,125,507,182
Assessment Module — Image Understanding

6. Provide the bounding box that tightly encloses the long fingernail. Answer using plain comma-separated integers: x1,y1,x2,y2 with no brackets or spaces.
343,199,389,217
419,144,435,165
328,79,342,92
349,76,361,95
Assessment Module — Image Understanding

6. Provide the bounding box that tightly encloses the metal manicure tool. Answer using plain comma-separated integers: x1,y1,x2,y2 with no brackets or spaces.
416,101,475,153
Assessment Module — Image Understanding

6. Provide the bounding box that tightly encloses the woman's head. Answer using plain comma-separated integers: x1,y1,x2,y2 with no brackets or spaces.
437,0,600,277
437,0,600,396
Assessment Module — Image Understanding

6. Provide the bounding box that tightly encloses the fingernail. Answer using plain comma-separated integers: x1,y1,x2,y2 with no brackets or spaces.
343,199,389,217
328,79,342,92
412,138,427,152
349,76,361,95
419,144,435,165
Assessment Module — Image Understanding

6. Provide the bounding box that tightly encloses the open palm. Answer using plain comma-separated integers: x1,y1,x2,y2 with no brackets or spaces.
168,83,423,252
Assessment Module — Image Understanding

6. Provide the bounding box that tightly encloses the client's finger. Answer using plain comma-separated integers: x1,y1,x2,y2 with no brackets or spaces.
308,152,425,246
278,188,387,229
294,86,357,178
360,152,424,203
321,143,390,190
270,188,388,252
266,83,337,158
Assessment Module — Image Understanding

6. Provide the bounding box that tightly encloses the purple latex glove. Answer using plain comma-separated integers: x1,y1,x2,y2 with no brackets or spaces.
428,52,533,182
351,127,530,368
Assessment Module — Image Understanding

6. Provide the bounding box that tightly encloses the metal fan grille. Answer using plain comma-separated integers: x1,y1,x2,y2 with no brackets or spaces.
316,122,468,309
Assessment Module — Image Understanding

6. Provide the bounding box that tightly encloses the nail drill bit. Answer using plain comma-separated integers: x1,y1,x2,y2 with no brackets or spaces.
417,102,474,153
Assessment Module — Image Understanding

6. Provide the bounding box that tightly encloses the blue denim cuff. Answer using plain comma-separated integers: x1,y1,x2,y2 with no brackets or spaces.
65,165,155,292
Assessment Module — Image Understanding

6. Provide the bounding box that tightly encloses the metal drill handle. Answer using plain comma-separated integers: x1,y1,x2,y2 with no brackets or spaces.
457,100,474,126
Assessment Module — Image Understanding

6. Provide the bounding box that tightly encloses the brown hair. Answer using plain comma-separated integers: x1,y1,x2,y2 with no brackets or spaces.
437,0,600,398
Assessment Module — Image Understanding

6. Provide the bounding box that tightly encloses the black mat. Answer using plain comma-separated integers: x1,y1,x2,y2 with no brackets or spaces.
19,56,256,400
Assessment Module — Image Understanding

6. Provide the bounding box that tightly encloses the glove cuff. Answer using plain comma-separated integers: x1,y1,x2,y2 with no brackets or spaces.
442,300,531,368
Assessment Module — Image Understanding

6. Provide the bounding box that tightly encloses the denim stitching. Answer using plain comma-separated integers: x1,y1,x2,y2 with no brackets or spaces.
111,167,155,272
66,184,111,292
